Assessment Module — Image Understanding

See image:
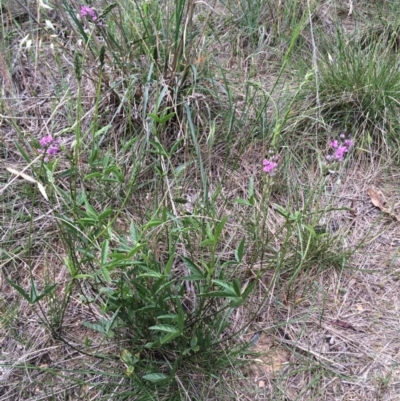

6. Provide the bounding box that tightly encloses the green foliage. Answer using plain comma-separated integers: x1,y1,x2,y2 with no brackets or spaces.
52,195,254,394
1,0,378,399
299,30,400,150
7,277,56,305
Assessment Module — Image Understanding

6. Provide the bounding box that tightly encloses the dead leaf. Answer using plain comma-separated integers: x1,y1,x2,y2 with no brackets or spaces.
367,188,385,210
5,166,48,201
331,319,356,331
367,188,400,222
6,167,37,183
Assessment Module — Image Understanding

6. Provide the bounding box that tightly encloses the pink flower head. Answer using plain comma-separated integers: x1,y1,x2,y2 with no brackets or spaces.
326,135,354,163
344,139,353,148
329,140,339,148
39,135,53,147
38,135,61,162
334,145,349,161
80,5,98,21
263,159,278,175
47,144,60,155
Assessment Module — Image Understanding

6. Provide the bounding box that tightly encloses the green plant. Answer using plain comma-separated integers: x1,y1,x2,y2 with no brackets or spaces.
2,1,387,400
299,30,400,151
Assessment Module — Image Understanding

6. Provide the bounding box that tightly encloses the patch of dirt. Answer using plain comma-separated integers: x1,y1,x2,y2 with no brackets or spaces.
245,332,291,387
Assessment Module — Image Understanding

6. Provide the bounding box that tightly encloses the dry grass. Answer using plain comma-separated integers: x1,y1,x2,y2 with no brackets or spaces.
231,159,400,400
2,0,400,400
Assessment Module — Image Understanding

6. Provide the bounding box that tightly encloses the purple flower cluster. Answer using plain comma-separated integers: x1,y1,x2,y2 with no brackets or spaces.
326,134,353,162
80,5,103,26
39,135,60,162
263,156,279,175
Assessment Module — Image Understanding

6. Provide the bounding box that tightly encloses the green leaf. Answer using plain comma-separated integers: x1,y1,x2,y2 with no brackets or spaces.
84,172,102,180
181,256,205,279
235,237,245,262
248,176,254,200
144,340,160,349
138,271,163,279
148,113,161,123
206,222,213,239
101,240,109,265
160,330,181,345
149,324,179,333
84,199,98,219
162,207,167,222
100,264,111,283
232,279,242,297
15,142,32,164
7,279,31,302
190,336,198,348
234,198,252,206
215,216,228,240
176,302,184,332
241,281,256,301
181,275,205,281
200,238,215,247
99,3,118,18
78,217,97,226
175,163,189,175
130,223,139,243
164,248,175,276
74,274,93,279
30,278,39,303
143,219,163,229
200,290,237,298
230,298,244,307
154,280,175,296
212,279,236,295
94,124,112,138
273,203,289,218
142,373,169,383
127,243,146,258
158,112,176,124
35,283,57,302
105,308,120,333
149,139,168,156
82,321,107,334
170,138,182,154
156,314,178,320
220,260,237,268
98,208,113,221
172,197,188,204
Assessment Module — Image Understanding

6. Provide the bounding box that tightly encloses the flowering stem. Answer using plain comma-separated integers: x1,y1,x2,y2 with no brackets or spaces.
72,71,83,202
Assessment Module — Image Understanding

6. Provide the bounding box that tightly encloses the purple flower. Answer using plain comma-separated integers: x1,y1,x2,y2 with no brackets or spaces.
344,139,353,148
80,5,97,19
38,135,61,162
80,5,103,24
39,135,53,147
329,140,339,148
326,135,354,163
47,145,60,155
326,133,354,162
263,159,278,175
334,145,349,161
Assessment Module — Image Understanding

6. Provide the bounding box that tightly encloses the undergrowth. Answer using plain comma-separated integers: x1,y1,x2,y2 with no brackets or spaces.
1,0,399,400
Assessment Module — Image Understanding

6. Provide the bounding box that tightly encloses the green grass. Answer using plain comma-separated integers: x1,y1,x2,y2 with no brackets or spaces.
1,0,400,400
